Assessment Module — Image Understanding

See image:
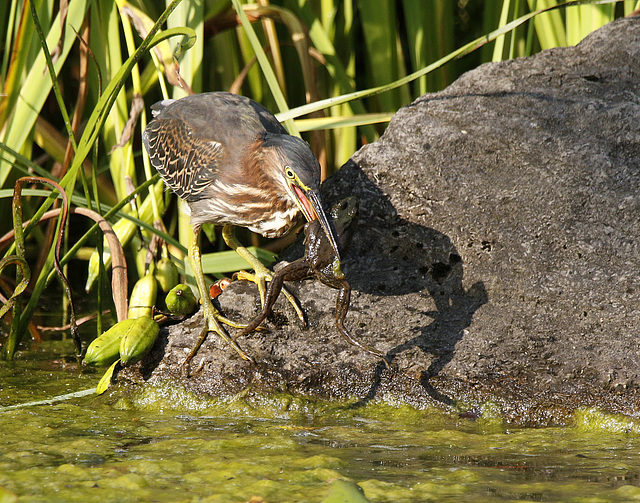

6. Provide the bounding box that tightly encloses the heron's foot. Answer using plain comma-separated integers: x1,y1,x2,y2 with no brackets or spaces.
181,302,254,376
211,308,247,330
207,280,267,332
234,269,305,324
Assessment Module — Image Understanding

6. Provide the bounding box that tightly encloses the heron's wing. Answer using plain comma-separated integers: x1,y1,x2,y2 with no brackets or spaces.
143,117,223,201
185,92,286,138
143,92,287,202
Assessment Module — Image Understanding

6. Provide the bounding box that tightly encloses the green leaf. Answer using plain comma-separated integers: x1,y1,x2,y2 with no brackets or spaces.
96,359,120,395
200,247,277,274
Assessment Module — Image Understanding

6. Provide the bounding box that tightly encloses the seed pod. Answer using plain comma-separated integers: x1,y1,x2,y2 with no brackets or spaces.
128,273,158,319
165,283,198,316
154,258,179,293
135,246,154,279
119,316,160,366
83,319,136,366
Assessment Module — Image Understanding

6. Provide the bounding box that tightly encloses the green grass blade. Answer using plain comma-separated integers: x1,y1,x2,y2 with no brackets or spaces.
11,0,188,347
231,0,298,135
210,29,243,91
492,0,513,61
527,0,566,49
356,0,410,111
624,0,640,14
401,0,428,95
423,0,454,91
0,0,90,189
294,113,393,132
28,0,77,155
0,141,60,181
277,0,621,123
0,0,19,84
290,0,377,144
166,0,203,97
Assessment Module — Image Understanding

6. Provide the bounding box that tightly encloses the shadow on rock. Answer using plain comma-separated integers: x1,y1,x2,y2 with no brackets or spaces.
321,160,488,406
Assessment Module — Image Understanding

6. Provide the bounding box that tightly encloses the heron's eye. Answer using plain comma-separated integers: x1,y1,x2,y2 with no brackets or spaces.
285,167,295,179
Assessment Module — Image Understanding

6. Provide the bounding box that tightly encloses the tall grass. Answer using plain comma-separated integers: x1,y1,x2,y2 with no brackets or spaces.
0,0,636,359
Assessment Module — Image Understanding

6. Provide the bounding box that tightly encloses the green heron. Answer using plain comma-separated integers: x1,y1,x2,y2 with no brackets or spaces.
235,197,388,366
142,92,340,363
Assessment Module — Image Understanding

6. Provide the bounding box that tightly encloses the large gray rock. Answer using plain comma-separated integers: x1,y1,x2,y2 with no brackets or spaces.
120,18,640,425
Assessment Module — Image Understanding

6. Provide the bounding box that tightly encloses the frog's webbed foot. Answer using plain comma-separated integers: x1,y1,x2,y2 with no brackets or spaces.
232,270,290,340
336,321,390,369
223,225,304,324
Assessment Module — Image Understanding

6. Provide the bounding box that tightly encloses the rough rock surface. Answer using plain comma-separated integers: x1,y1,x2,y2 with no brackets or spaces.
121,18,640,425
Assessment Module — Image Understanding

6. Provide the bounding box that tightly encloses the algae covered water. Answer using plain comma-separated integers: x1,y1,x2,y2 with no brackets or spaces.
2,342,640,502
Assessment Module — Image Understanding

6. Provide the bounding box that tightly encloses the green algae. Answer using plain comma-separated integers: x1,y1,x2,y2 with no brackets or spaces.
112,377,452,423
574,407,640,434
4,346,640,502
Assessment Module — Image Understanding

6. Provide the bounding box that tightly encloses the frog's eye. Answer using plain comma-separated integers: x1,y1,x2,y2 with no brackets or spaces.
284,166,295,179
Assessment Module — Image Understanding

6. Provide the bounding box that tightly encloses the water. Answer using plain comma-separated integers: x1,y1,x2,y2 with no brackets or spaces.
2,341,640,502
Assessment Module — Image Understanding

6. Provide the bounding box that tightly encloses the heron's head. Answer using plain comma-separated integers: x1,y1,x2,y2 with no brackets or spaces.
262,134,341,260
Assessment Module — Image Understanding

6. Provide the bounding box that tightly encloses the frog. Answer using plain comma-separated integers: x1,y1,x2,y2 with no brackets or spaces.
236,196,388,365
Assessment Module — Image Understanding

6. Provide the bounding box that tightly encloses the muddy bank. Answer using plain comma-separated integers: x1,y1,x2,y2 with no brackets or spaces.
120,18,640,425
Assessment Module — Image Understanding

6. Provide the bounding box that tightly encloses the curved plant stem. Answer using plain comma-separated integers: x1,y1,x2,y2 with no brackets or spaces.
0,208,130,326
10,177,81,358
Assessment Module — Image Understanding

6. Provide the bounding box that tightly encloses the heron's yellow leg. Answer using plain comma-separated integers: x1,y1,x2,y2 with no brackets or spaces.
183,227,253,369
222,225,304,323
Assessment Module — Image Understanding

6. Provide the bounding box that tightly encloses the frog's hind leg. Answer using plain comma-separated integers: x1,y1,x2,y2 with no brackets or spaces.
233,273,285,339
336,282,389,368
223,225,304,323
234,261,307,340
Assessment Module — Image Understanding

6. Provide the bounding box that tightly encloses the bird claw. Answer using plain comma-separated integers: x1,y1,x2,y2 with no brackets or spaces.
181,299,255,375
211,308,247,330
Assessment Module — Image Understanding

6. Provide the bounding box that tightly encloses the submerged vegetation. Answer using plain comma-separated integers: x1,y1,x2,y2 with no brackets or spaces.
4,352,640,502
0,0,638,360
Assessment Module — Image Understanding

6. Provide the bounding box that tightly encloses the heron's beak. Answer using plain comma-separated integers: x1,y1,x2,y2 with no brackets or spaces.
292,185,341,261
